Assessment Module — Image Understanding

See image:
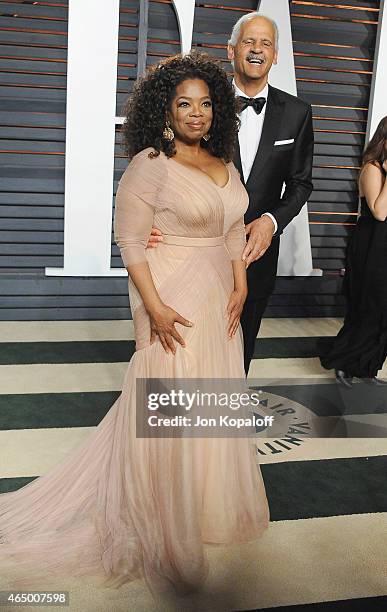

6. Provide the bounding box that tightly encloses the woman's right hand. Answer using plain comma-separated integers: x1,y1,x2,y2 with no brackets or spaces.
148,303,193,354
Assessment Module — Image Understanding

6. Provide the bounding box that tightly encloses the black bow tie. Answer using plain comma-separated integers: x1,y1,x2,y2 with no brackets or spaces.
237,96,266,115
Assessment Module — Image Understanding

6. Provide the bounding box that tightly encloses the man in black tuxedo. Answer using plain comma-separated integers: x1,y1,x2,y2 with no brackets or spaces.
228,13,314,374
147,13,314,375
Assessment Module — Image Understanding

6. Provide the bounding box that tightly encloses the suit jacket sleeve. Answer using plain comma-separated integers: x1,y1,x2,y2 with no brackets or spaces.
271,104,314,235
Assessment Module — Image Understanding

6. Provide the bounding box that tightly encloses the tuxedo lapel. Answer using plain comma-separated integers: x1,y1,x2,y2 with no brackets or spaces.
246,85,284,188
234,137,245,186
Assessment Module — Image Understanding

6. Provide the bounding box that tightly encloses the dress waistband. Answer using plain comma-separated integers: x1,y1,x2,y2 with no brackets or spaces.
162,234,225,247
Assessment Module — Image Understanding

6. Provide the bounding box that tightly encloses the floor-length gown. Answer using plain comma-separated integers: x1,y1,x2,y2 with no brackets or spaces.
0,148,269,596
320,195,387,377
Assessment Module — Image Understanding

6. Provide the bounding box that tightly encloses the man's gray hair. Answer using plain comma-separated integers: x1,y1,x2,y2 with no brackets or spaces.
228,12,279,50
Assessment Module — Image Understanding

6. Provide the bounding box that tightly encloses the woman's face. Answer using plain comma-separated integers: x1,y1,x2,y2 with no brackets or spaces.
168,78,213,144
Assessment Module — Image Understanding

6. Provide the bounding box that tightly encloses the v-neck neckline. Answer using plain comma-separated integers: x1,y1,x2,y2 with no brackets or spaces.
168,156,231,190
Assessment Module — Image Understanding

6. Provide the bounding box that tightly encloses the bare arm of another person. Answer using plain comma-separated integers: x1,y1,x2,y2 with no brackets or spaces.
114,155,193,354
359,161,387,222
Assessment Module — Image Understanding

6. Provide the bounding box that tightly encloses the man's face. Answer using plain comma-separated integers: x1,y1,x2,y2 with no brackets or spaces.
228,17,278,83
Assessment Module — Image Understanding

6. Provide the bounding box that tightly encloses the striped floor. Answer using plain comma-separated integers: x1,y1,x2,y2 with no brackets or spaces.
0,319,386,612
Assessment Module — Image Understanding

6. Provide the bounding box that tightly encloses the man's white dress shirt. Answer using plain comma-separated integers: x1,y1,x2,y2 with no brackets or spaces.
233,80,278,234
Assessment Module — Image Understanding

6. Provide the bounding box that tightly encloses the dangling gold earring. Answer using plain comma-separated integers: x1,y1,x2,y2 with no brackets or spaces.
202,133,211,142
163,120,175,141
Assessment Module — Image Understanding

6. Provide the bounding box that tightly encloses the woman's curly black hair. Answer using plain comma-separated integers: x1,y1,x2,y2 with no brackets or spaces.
121,50,239,162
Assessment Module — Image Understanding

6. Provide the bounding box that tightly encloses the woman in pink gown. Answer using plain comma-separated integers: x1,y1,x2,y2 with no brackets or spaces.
0,52,269,598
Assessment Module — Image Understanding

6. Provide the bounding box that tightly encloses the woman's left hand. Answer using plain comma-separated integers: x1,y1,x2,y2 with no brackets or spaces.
226,288,248,338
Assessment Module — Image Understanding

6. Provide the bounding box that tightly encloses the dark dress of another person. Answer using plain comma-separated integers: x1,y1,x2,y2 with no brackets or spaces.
320,188,387,378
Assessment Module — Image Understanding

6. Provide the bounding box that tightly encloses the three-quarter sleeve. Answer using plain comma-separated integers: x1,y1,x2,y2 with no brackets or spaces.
114,149,164,267
225,216,246,261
